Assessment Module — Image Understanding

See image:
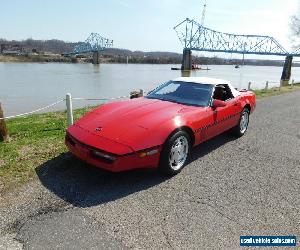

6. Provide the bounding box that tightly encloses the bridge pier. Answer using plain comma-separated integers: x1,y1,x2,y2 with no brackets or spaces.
92,51,100,64
0,44,5,54
280,55,293,86
181,49,192,70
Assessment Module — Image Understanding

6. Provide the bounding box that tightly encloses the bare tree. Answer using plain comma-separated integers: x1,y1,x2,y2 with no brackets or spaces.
290,15,300,50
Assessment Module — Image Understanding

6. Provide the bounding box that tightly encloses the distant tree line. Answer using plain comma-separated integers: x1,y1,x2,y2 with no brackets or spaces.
0,38,295,66
0,38,77,54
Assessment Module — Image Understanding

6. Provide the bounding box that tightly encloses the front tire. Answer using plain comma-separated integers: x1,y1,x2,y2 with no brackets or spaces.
159,130,191,175
232,108,250,137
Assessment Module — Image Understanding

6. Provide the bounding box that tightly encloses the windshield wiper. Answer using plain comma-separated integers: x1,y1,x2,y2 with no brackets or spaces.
164,98,204,107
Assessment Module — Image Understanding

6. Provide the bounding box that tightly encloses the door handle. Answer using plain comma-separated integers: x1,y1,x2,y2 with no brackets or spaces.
234,102,238,106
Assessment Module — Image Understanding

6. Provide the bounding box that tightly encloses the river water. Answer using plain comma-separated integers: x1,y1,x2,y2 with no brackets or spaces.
1,63,299,116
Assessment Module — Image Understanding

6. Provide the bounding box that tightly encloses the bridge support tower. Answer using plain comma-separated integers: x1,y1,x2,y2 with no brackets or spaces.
181,49,192,70
92,51,100,64
280,55,293,86
0,44,4,54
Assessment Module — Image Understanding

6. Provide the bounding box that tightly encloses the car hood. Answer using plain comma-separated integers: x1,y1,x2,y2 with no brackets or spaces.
75,97,197,147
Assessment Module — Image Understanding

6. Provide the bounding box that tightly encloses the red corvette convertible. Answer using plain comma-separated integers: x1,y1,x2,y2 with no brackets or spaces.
66,77,256,175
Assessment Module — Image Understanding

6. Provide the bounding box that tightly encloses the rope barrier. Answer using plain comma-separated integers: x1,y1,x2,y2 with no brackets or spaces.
0,93,132,120
0,99,65,120
0,79,295,121
71,94,130,101
266,81,280,84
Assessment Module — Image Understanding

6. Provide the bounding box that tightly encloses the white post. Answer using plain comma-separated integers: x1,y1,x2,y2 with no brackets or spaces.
139,89,144,97
247,82,251,90
66,93,73,127
291,79,294,88
265,81,269,91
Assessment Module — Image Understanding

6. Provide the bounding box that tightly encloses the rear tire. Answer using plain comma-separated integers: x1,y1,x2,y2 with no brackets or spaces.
232,108,250,137
159,130,191,175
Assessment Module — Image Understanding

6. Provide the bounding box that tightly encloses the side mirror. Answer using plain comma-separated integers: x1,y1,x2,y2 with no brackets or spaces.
212,99,227,108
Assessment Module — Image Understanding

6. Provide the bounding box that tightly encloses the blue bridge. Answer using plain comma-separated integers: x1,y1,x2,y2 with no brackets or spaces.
64,33,113,64
174,18,299,84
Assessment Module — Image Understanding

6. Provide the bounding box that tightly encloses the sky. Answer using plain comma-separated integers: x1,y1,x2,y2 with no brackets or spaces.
1,0,299,55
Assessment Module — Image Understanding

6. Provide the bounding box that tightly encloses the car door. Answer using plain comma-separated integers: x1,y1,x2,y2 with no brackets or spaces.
205,85,241,139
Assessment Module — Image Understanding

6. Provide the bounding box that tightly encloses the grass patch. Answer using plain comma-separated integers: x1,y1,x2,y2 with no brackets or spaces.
251,82,300,98
0,106,94,194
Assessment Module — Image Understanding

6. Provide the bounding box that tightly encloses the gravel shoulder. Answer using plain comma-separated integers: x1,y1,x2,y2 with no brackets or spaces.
0,91,299,249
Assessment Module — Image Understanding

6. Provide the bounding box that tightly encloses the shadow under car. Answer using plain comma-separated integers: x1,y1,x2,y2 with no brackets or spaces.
36,132,236,208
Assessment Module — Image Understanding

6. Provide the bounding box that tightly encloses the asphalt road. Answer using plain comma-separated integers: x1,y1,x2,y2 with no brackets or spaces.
0,91,299,250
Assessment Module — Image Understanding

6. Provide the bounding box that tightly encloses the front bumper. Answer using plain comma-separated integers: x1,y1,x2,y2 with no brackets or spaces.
65,132,160,172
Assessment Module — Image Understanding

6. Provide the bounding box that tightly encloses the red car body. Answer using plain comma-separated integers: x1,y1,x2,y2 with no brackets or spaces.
66,78,256,172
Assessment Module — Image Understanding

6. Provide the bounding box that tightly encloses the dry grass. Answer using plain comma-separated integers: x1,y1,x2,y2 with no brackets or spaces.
0,55,22,62
0,54,73,63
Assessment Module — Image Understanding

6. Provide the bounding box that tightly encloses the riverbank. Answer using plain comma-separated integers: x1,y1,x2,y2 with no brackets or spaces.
0,53,181,64
0,54,76,63
0,84,299,196
2,54,300,67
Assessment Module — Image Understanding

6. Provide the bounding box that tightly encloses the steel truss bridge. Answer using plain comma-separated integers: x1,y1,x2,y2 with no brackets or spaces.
174,18,300,57
64,33,113,56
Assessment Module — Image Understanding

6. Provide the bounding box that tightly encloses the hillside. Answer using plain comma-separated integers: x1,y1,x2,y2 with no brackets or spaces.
0,38,296,66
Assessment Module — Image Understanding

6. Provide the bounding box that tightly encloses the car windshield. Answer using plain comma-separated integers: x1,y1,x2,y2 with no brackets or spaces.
146,81,214,107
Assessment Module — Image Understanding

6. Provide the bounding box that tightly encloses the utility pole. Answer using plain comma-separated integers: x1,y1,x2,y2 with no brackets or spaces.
201,0,207,26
